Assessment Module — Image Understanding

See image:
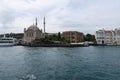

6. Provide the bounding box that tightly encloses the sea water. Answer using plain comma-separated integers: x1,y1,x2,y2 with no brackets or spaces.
0,46,120,80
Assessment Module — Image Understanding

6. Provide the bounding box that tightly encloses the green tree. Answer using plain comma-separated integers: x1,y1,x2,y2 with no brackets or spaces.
58,32,61,41
84,34,96,42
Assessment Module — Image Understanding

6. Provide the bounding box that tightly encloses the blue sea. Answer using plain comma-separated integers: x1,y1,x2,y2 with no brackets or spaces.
0,46,120,80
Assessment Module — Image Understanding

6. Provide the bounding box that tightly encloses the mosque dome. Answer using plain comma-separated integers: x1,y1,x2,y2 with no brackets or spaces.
27,24,40,31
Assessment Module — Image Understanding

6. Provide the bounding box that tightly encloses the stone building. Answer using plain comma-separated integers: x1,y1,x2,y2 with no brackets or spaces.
24,18,44,43
62,31,84,43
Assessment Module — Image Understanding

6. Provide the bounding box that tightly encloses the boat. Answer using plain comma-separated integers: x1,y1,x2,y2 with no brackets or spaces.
0,35,17,46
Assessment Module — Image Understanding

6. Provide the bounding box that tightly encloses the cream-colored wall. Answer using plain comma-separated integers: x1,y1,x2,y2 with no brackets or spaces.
24,29,43,43
24,31,35,43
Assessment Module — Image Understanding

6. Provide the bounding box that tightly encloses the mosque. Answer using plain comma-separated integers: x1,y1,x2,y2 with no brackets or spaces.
23,17,46,43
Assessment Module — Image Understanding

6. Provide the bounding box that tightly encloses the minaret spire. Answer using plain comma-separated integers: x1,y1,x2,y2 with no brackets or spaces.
35,17,37,26
43,16,46,37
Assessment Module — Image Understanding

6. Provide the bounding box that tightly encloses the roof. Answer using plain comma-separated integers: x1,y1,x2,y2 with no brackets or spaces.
27,24,40,31
105,30,112,33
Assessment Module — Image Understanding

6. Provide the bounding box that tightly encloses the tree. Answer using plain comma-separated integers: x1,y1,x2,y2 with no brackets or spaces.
84,34,96,42
58,32,61,41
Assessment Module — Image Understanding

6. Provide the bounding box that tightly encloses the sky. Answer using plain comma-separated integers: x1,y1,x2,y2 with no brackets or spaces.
0,0,120,34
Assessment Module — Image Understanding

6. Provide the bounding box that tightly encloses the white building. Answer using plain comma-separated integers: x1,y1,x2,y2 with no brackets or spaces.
96,29,114,45
96,29,105,45
114,28,120,45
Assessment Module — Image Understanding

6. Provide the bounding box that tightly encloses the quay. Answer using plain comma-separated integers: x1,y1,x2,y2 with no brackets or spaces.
21,43,89,47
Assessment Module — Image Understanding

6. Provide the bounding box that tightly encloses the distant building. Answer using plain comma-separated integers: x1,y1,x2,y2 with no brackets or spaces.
96,29,105,45
62,31,84,43
114,28,120,45
96,29,114,45
96,28,120,45
24,18,44,43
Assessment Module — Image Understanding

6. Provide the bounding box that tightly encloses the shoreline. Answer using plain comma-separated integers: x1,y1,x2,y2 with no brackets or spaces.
16,43,120,47
21,43,89,47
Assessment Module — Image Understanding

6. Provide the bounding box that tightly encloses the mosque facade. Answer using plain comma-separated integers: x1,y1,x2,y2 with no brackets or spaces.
24,18,45,43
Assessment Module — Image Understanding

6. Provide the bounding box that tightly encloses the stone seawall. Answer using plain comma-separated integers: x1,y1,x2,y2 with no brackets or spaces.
22,43,89,47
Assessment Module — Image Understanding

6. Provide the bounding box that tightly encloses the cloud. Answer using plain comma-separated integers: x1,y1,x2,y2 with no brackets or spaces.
0,0,120,34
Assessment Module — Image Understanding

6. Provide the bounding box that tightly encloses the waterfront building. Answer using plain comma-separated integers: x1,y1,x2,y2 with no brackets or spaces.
62,31,84,43
96,29,105,45
114,28,120,45
24,18,44,43
96,29,114,45
96,28,120,45
104,30,114,45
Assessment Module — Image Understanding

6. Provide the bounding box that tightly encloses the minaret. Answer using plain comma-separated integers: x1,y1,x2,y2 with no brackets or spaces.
35,17,38,26
43,16,46,37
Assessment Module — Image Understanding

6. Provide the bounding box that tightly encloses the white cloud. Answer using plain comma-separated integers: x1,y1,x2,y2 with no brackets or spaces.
0,0,120,34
